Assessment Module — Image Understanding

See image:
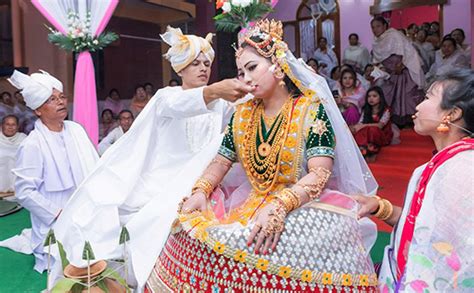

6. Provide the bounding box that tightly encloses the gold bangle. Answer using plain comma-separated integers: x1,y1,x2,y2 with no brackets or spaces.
191,178,214,198
373,197,393,221
274,188,300,213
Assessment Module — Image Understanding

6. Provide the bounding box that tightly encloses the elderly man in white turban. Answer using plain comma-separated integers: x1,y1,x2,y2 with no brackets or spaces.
0,115,26,195
50,27,252,289
1,70,98,273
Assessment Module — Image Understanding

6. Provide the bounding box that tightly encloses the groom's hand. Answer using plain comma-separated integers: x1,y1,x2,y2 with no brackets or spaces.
204,78,254,103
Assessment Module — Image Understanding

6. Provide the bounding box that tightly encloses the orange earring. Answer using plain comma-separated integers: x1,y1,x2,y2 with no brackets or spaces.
436,115,451,133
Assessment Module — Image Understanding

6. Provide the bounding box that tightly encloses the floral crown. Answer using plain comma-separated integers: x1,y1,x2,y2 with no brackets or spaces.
237,19,287,59
237,18,317,99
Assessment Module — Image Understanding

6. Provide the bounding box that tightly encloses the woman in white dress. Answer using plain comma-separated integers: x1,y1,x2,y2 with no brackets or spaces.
426,37,470,84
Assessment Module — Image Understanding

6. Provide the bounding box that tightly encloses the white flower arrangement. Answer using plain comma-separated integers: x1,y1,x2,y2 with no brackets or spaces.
46,10,118,53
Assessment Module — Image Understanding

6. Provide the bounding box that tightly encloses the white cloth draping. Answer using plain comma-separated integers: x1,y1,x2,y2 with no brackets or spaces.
378,151,474,292
0,131,26,192
50,86,233,288
1,120,98,273
372,28,425,88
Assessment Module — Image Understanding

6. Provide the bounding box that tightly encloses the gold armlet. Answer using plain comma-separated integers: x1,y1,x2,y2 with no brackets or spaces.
191,178,214,199
373,197,393,221
299,167,332,200
274,188,300,213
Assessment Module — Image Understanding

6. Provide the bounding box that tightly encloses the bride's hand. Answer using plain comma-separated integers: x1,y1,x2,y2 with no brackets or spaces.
179,192,208,213
247,202,286,255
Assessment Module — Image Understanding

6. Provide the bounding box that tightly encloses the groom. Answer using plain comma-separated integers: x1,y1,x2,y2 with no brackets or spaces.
51,26,253,288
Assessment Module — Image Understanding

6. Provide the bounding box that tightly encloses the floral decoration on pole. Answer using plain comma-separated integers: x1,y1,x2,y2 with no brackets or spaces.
46,11,118,53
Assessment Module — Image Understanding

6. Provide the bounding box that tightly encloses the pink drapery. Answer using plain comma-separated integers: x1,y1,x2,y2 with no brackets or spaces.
31,0,119,145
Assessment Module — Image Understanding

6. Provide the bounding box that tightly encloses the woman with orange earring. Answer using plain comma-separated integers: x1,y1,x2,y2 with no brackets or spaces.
355,68,474,292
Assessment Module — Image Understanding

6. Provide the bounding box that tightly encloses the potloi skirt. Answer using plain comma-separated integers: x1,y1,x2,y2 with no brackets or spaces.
146,198,377,292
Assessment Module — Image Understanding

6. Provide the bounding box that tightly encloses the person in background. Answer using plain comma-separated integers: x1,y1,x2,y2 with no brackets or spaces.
426,31,441,50
451,28,471,64
426,37,470,84
352,86,393,160
413,29,435,73
406,23,418,42
12,90,37,134
371,16,425,127
0,115,27,193
104,88,124,118
5,70,98,273
0,91,15,120
99,108,118,141
306,58,319,74
343,33,370,74
336,67,366,125
98,110,134,156
129,84,149,118
144,82,155,98
429,21,440,36
356,69,474,292
313,37,339,77
363,64,375,86
168,79,180,87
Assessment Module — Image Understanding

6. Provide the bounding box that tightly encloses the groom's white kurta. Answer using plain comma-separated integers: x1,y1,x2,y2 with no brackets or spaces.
13,119,98,272
52,86,233,287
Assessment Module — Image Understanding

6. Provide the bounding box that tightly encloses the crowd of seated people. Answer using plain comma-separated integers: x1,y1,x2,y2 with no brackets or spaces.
306,18,471,161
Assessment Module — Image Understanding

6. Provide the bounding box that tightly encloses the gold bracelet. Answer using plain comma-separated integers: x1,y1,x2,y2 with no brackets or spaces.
373,197,393,221
274,188,300,213
191,178,214,198
298,166,332,200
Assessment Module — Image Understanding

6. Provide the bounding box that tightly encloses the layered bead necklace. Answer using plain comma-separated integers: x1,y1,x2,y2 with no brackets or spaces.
241,98,293,194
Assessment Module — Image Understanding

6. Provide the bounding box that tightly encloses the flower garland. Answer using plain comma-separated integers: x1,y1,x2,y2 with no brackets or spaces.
214,0,275,32
46,10,118,53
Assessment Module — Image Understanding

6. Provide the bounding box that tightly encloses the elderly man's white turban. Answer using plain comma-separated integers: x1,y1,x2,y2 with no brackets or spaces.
8,70,63,110
160,26,215,73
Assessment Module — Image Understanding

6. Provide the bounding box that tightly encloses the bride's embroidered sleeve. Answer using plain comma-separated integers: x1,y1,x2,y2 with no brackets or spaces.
305,103,336,159
218,113,237,162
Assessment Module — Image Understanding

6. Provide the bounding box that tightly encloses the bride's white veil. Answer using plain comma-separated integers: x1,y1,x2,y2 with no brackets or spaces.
275,39,378,196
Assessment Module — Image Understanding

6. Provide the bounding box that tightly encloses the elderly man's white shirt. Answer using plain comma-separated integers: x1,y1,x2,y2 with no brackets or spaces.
13,119,98,272
0,131,27,192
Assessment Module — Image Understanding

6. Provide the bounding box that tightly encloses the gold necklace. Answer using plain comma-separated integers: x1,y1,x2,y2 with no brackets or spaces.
241,98,293,194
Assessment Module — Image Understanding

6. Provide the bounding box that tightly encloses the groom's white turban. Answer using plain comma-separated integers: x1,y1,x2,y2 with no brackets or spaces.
8,70,63,110
160,26,215,73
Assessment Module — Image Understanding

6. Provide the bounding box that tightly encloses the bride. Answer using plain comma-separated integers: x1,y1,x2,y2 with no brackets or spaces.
146,19,379,292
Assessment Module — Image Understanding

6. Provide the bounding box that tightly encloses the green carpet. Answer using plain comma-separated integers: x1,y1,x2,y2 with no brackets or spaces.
0,209,391,292
0,209,46,293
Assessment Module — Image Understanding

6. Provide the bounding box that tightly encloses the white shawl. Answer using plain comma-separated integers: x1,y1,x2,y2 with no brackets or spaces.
372,28,425,88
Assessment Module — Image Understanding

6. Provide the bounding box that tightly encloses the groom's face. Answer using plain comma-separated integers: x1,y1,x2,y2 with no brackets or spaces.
179,53,212,89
